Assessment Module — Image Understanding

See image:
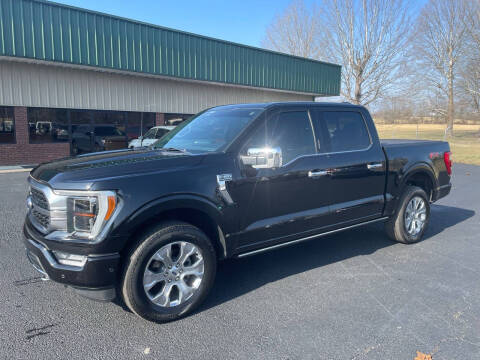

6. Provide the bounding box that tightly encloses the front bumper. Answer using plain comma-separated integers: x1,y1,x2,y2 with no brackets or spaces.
23,222,120,301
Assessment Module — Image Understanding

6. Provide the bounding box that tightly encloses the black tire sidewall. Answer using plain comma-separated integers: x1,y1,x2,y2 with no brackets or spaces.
397,187,430,243
122,223,216,322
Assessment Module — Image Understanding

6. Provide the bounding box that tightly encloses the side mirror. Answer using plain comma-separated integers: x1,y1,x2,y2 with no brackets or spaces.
240,147,282,169
138,136,143,140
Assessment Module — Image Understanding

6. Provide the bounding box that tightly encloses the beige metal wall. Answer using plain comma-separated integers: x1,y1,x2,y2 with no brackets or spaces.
0,59,314,114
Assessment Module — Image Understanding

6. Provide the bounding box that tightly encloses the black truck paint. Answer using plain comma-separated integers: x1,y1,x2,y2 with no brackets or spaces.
23,102,451,305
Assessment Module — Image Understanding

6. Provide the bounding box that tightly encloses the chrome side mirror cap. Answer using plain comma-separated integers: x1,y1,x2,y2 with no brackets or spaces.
240,147,282,169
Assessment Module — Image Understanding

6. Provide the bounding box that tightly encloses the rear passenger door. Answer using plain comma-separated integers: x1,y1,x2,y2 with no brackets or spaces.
311,108,386,225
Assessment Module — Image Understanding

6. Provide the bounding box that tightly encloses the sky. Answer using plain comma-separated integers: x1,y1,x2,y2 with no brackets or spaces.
51,0,300,48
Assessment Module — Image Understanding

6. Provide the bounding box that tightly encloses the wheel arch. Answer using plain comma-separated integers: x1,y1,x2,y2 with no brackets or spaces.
401,163,438,201
118,195,228,260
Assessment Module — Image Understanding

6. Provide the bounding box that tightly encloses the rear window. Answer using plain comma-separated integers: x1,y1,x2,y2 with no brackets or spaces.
322,111,371,152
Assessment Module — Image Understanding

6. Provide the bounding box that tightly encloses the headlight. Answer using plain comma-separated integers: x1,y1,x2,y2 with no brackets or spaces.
45,190,119,243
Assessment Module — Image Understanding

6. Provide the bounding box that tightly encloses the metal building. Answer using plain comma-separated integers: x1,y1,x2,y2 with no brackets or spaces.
0,0,341,165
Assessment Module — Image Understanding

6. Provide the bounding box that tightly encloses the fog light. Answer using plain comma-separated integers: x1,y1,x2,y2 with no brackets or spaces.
53,251,87,267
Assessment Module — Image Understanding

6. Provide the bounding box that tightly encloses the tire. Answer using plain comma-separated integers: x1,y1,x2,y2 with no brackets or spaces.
385,186,430,244
121,221,217,323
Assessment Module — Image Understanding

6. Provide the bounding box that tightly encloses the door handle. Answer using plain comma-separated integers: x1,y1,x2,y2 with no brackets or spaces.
308,170,328,178
367,163,383,170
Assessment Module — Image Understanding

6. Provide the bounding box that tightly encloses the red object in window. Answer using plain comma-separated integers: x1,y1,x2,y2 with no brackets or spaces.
444,151,452,175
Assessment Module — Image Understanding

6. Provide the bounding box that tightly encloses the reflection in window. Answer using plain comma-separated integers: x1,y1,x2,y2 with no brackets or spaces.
243,111,316,164
0,106,15,144
125,112,155,140
0,107,15,144
28,108,69,143
323,112,371,152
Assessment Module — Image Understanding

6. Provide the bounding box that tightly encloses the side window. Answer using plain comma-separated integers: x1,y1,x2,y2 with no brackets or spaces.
243,110,316,164
156,129,167,139
321,111,371,152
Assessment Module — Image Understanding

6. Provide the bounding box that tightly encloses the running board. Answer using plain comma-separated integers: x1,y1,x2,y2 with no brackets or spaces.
237,217,389,258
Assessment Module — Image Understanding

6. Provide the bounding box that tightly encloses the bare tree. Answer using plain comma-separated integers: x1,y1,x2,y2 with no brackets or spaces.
411,0,469,136
263,0,413,106
459,1,480,112
262,0,322,59
320,0,413,106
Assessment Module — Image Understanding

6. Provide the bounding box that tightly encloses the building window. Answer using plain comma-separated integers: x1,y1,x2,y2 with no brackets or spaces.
125,112,155,140
28,108,69,143
26,107,157,154
165,113,192,126
0,107,15,144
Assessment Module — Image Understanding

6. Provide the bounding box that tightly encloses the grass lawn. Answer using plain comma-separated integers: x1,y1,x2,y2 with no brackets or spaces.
375,123,480,165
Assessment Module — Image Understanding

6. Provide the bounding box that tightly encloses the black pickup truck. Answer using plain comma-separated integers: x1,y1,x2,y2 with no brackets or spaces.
23,102,452,322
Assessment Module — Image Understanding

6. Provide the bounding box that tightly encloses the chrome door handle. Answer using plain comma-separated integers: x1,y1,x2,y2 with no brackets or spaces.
367,163,383,170
308,170,328,178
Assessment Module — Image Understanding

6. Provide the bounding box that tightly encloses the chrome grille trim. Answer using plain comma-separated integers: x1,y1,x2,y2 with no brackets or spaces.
31,208,50,230
30,187,49,210
28,177,67,234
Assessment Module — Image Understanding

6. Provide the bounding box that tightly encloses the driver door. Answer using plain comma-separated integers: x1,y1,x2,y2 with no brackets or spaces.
230,107,332,252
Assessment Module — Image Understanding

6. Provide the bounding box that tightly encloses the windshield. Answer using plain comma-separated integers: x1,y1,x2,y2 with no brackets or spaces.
143,128,156,139
153,107,263,153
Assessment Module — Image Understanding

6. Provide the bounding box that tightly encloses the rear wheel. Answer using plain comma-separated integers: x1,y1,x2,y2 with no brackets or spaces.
385,186,430,244
121,222,217,323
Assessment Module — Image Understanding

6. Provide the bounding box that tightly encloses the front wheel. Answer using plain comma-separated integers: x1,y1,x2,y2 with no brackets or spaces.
121,222,217,323
385,186,430,244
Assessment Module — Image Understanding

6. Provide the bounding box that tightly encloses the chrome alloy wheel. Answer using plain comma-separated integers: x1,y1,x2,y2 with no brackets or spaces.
404,196,427,236
143,241,204,307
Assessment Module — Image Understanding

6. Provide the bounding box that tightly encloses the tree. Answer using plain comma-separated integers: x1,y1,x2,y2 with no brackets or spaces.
262,0,322,59
459,1,480,112
263,0,413,106
411,0,469,136
320,0,413,106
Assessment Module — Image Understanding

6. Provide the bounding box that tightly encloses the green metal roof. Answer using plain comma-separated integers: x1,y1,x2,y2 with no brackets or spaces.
0,0,341,96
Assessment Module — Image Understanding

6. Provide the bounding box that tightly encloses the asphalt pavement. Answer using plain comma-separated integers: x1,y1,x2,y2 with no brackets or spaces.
0,164,479,360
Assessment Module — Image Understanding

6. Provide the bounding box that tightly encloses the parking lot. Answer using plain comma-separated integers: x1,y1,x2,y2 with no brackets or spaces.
0,164,479,359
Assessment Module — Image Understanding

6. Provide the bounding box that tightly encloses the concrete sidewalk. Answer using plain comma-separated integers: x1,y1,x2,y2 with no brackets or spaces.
0,165,34,173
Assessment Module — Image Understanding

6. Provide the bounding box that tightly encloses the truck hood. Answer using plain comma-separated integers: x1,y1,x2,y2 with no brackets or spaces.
30,148,204,190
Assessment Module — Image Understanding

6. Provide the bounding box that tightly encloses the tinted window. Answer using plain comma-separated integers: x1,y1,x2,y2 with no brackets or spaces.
94,126,124,136
125,112,155,140
0,107,15,143
244,110,316,164
322,111,370,152
28,108,69,144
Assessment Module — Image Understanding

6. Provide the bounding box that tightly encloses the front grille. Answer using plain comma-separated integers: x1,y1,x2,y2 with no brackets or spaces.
32,208,50,230
31,187,49,210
